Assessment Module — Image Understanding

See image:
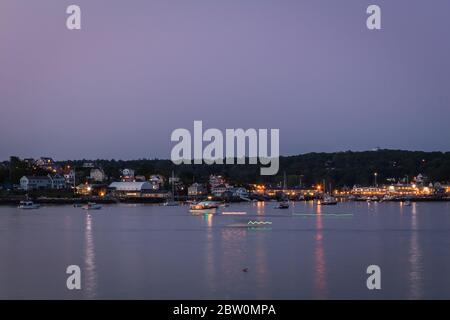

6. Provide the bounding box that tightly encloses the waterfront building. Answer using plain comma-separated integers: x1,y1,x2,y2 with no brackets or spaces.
63,170,75,186
188,183,207,196
351,186,388,196
149,174,165,190
109,181,170,199
49,174,66,189
20,174,66,190
265,186,318,198
109,181,152,197
20,176,52,190
76,183,92,196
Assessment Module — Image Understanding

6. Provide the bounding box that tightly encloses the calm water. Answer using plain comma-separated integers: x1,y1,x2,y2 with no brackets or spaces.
1,201,450,299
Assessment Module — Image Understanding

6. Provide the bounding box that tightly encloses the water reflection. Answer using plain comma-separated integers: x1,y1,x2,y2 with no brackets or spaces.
409,203,423,299
220,227,247,296
256,201,265,215
314,205,328,298
205,221,216,295
254,226,268,298
84,214,97,298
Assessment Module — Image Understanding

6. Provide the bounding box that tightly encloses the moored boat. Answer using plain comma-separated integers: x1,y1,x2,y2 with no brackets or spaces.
189,201,219,210
320,194,338,205
82,202,102,210
18,201,40,210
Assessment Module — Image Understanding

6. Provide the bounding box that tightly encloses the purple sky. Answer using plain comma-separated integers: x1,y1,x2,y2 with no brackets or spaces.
1,0,450,161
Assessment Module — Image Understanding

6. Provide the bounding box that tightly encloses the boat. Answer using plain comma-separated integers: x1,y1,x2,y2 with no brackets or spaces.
275,201,289,209
189,201,219,211
82,202,102,210
18,201,40,209
320,194,338,205
403,200,412,206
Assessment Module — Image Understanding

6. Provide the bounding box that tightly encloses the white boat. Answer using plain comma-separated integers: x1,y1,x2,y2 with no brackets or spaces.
403,200,412,206
18,201,40,209
82,202,102,210
320,194,338,205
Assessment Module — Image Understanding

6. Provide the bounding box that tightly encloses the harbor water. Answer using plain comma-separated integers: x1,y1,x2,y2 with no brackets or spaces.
1,201,450,299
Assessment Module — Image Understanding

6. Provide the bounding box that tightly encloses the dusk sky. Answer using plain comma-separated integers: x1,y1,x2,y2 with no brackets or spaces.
1,0,450,161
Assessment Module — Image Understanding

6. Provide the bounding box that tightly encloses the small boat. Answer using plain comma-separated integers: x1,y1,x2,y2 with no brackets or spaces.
275,201,289,209
320,194,338,205
82,202,102,210
189,201,219,211
403,200,412,206
189,208,216,214
18,201,40,209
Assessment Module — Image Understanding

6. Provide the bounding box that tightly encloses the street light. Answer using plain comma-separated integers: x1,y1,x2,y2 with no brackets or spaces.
374,172,378,187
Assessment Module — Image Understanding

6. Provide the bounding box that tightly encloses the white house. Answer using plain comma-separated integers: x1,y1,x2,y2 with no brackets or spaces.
49,174,66,189
188,183,207,196
64,170,75,185
20,176,52,190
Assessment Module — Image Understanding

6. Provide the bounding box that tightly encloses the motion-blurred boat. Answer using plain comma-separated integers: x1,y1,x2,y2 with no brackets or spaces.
18,201,40,209
82,202,102,210
189,201,219,210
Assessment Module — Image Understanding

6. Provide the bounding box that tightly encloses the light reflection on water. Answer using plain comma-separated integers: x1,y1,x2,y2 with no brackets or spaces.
314,204,328,299
408,203,423,299
84,214,97,298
